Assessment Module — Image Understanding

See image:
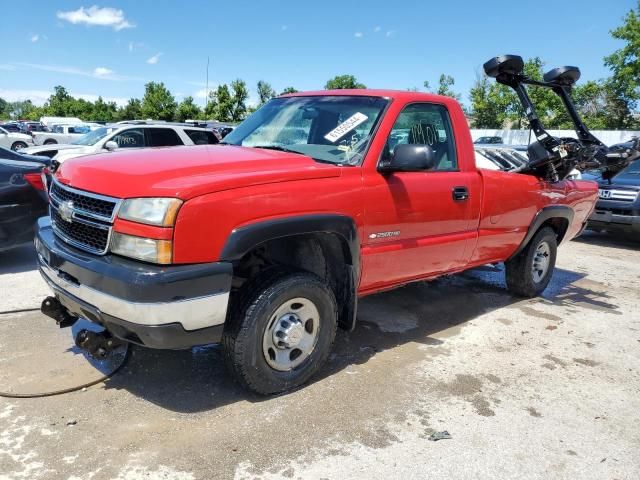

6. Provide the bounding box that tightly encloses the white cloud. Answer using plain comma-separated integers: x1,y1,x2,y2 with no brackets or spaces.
16,62,142,81
31,34,40,43
0,89,52,105
56,6,135,31
385,30,395,37
373,26,381,33
354,32,363,38
146,52,163,65
93,67,113,77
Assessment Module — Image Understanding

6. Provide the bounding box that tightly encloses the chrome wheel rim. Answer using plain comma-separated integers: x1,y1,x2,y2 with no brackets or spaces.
262,297,320,372
532,241,551,283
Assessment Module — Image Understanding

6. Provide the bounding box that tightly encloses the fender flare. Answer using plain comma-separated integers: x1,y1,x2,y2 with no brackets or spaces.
220,214,360,331
509,205,574,260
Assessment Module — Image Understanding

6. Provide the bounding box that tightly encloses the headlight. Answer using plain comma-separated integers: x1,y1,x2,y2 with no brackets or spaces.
118,198,182,226
111,232,172,264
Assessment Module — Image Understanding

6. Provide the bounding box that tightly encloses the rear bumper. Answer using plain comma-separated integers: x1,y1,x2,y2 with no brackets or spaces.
35,217,233,349
588,210,640,237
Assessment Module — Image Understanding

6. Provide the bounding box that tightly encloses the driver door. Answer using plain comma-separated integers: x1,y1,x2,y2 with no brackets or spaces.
360,102,482,290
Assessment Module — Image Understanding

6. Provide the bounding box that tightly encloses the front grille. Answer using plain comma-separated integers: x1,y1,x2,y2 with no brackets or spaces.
50,181,118,220
598,188,639,202
51,209,110,254
49,180,121,255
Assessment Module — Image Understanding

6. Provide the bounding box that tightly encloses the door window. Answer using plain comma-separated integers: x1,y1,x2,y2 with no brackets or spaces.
384,103,458,170
112,128,145,148
185,129,219,145
147,128,184,147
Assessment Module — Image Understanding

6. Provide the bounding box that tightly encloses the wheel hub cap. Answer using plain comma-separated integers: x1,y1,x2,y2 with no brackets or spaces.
263,297,320,372
273,315,305,348
532,241,551,283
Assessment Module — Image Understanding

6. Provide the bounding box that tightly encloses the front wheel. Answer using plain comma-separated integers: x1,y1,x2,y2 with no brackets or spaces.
11,141,27,151
44,139,57,145
223,269,338,395
505,227,557,297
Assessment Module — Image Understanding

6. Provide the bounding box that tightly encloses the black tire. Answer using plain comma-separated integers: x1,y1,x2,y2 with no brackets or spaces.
44,139,57,145
505,227,557,298
11,141,27,151
222,268,338,395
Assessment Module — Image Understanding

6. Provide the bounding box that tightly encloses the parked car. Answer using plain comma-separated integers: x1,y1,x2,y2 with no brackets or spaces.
32,124,100,146
0,126,34,151
0,147,50,252
0,122,22,133
587,158,640,239
19,121,48,134
474,135,503,144
37,75,600,394
21,123,219,161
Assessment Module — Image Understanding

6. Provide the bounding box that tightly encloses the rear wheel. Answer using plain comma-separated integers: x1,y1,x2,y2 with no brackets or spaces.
11,141,27,151
505,227,557,297
223,269,337,395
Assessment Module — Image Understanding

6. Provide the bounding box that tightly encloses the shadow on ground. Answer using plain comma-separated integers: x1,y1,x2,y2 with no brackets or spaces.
0,243,38,275
576,230,640,251
103,264,617,413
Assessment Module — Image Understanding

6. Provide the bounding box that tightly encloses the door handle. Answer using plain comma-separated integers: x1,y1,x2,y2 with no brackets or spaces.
452,186,469,201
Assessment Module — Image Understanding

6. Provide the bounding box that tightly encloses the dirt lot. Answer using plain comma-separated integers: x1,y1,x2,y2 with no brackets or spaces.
1,232,639,480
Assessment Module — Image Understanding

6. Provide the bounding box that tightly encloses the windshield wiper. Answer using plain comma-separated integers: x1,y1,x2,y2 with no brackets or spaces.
251,145,306,156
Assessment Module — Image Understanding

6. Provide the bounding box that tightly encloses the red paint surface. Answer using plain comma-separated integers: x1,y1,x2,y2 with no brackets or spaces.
54,90,598,295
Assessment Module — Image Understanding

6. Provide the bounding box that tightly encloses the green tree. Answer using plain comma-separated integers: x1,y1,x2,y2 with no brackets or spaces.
204,84,233,121
175,96,202,122
324,75,366,89
257,80,276,105
230,79,249,122
44,86,73,116
118,98,142,121
279,87,298,95
603,1,640,128
469,75,515,128
140,82,176,121
90,97,117,122
0,98,8,118
425,74,461,101
5,100,43,120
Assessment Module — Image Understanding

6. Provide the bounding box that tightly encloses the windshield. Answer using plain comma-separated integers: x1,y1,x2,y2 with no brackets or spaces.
72,127,116,146
223,95,389,165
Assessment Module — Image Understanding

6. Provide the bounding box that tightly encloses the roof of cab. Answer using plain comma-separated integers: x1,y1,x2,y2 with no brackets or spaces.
282,89,459,104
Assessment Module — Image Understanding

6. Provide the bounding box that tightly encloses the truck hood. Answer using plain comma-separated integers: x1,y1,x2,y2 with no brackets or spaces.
55,145,343,199
22,144,84,155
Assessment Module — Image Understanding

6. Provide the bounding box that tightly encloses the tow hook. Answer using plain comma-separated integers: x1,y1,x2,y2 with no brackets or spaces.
75,329,124,359
41,296,78,328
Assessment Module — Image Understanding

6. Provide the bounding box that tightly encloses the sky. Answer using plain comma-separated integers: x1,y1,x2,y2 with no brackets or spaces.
0,0,635,109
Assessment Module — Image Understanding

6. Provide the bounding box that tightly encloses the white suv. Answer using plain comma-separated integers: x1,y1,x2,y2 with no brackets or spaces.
20,123,219,161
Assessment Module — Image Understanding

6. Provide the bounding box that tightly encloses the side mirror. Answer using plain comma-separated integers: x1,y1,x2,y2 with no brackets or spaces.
104,140,118,151
379,144,436,173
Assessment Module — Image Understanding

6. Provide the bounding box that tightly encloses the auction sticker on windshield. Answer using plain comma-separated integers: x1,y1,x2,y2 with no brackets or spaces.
324,113,368,143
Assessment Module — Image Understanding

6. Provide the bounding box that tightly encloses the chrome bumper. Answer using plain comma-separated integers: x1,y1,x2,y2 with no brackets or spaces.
39,261,229,331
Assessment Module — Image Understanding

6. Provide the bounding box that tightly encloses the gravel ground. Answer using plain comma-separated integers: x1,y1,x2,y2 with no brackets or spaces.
0,231,639,480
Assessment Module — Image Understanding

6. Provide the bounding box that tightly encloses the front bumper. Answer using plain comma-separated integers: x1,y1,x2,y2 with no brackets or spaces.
588,209,640,237
35,217,233,349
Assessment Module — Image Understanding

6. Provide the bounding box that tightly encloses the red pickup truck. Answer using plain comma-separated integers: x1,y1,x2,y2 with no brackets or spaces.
36,61,600,394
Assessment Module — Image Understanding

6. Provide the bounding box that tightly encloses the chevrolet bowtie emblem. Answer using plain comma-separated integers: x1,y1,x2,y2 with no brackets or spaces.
58,200,74,222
